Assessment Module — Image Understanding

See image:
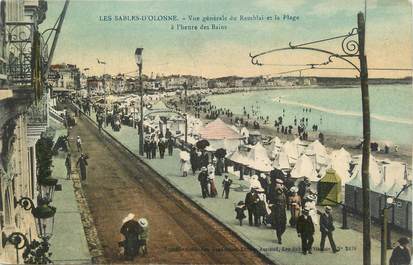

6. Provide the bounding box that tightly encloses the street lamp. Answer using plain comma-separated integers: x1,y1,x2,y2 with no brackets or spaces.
135,48,144,156
4,197,57,263
380,183,412,265
38,177,58,204
14,197,56,240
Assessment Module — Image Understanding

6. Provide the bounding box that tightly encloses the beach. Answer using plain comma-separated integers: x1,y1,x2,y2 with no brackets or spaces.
167,86,412,168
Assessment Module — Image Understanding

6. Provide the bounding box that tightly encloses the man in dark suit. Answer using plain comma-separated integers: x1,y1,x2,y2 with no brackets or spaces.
245,189,259,226
296,207,315,255
198,167,209,198
320,206,339,253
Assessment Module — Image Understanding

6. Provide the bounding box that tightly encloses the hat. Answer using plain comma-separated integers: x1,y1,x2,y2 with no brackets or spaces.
201,166,207,171
122,213,135,223
275,179,284,184
77,136,80,138
256,187,265,192
325,206,332,211
237,201,245,206
398,237,409,245
138,218,148,228
307,194,317,201
290,186,299,193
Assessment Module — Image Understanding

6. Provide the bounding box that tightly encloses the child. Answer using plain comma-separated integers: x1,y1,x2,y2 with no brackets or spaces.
235,201,246,226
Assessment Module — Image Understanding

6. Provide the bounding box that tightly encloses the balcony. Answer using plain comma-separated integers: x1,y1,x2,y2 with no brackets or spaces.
6,21,35,88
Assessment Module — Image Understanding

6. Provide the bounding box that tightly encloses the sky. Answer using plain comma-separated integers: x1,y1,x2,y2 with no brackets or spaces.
42,0,412,78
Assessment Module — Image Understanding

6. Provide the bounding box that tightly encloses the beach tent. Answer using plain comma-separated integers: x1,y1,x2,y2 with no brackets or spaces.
198,118,243,152
272,151,291,171
272,136,282,148
246,143,273,172
281,141,299,166
317,168,342,206
305,140,329,170
290,154,318,181
293,138,306,155
345,155,382,214
329,148,352,185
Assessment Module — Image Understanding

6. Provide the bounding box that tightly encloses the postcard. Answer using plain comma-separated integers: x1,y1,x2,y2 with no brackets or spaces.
0,0,411,264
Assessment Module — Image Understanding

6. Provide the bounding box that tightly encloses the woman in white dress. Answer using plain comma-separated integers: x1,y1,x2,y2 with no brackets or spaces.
304,194,319,226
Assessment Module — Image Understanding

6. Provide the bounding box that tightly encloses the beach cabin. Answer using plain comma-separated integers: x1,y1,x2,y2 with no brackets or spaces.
345,155,382,215
387,181,412,232
317,168,342,206
198,118,244,152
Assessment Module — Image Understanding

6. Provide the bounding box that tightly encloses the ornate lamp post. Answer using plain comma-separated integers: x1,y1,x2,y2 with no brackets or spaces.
4,197,56,264
250,12,371,264
38,177,58,204
135,48,144,156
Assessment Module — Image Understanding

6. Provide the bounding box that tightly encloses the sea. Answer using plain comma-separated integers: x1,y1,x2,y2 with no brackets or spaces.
207,84,412,145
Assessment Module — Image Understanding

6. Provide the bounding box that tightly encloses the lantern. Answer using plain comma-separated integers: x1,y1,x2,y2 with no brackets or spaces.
32,204,56,239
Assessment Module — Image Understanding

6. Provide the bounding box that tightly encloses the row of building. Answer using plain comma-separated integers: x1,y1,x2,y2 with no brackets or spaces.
47,64,318,96
0,0,56,263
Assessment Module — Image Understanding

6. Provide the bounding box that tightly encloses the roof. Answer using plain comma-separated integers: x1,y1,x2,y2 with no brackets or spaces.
320,168,342,184
199,118,243,140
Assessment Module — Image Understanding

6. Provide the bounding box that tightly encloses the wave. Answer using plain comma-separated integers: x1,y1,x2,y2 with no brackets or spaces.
273,97,413,126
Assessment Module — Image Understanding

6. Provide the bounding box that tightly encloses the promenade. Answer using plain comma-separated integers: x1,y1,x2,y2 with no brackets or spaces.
85,110,387,265
48,122,91,264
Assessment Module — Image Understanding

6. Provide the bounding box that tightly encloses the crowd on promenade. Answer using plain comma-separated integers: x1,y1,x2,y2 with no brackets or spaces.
65,95,410,264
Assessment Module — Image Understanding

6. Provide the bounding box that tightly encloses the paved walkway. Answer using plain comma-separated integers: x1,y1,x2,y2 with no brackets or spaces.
48,123,91,264
86,109,386,265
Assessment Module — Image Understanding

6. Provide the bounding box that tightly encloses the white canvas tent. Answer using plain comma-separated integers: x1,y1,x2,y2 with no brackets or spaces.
272,151,291,170
246,143,273,172
329,147,352,185
305,140,329,170
293,138,306,155
346,155,382,188
290,154,318,181
281,141,299,166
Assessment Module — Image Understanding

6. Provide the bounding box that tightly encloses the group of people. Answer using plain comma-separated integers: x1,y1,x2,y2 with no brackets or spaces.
144,136,174,159
234,174,340,255
62,104,90,182
119,213,149,261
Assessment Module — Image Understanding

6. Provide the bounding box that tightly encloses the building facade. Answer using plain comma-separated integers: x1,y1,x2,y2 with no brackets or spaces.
0,0,49,263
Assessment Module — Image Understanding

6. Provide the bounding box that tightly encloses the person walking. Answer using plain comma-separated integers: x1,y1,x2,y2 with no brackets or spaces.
158,139,166,159
297,177,310,200
390,237,411,265
120,213,140,261
180,157,190,177
137,218,149,256
167,137,174,156
150,139,157,159
222,175,232,199
144,139,151,159
235,201,246,226
319,206,339,253
245,188,259,226
76,153,88,181
296,207,315,255
273,188,287,244
190,147,198,175
288,187,301,227
76,136,82,152
198,167,210,198
65,153,72,180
